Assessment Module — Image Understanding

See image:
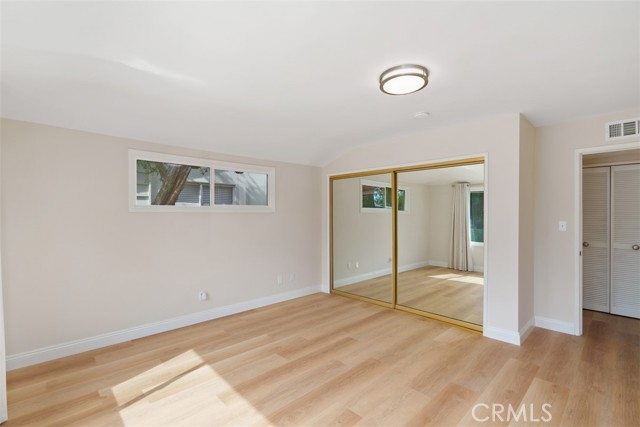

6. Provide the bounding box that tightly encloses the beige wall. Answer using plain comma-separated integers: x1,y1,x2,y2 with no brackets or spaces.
533,109,640,329
0,119,322,358
425,185,451,266
323,114,527,342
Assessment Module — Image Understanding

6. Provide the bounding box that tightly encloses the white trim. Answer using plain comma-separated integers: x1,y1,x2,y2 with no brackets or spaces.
427,260,448,268
6,285,322,371
482,153,489,331
483,325,520,346
519,317,535,343
482,317,533,346
535,316,575,335
334,261,429,287
129,149,276,213
574,140,640,336
0,148,7,422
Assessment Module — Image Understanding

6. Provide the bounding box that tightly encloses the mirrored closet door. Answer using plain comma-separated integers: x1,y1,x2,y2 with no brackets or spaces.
331,173,394,305
396,164,485,327
330,160,485,331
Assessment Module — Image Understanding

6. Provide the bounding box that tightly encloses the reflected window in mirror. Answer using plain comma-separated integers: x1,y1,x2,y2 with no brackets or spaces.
361,179,409,213
470,187,484,245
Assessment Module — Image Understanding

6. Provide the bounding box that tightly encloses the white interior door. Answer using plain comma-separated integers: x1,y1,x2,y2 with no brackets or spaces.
611,164,640,319
582,167,610,312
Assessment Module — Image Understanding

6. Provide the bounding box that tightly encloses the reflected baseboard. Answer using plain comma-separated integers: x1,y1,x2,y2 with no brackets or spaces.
334,261,430,287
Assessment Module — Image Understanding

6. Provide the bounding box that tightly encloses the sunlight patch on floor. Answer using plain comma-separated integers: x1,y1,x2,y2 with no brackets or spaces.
429,273,462,280
108,350,271,426
448,276,484,285
428,273,483,285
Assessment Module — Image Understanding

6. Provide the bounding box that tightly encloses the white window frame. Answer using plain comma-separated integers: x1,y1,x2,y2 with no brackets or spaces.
129,149,276,213
469,185,484,247
360,179,410,214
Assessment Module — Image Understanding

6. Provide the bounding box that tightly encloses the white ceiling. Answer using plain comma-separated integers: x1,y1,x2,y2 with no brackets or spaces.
1,1,638,166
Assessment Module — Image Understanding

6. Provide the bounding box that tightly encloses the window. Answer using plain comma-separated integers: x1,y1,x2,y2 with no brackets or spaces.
135,159,211,207
361,180,409,213
470,189,484,244
129,150,275,212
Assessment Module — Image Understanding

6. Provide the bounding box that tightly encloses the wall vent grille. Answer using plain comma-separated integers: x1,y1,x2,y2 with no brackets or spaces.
607,118,640,140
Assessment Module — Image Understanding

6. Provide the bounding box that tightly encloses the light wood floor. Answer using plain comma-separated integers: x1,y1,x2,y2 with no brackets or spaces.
6,293,639,426
335,266,483,325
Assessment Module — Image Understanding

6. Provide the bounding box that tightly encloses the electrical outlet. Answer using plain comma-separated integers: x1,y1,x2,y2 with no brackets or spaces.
198,290,208,301
355,261,359,269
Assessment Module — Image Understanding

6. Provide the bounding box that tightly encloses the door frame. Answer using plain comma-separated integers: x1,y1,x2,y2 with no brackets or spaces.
574,141,640,335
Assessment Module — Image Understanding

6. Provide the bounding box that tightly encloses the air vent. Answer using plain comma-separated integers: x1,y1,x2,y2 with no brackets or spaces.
607,118,640,140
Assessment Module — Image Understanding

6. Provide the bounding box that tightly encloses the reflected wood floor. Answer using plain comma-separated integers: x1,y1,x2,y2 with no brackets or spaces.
336,266,483,325
6,293,639,426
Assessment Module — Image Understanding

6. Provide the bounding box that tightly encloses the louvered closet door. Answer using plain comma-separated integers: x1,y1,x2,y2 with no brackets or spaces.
582,167,610,312
611,164,640,319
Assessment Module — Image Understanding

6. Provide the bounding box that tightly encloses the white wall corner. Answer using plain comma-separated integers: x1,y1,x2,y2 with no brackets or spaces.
6,285,322,371
518,317,535,344
534,316,575,335
427,260,448,268
483,325,521,346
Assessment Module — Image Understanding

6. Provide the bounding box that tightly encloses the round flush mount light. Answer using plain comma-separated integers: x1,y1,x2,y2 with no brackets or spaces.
379,64,429,95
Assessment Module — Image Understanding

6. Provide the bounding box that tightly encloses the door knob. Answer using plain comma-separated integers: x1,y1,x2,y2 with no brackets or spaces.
583,242,590,247
633,244,640,251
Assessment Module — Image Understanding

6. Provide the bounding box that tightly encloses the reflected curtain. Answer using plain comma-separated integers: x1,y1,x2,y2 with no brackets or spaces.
449,182,472,271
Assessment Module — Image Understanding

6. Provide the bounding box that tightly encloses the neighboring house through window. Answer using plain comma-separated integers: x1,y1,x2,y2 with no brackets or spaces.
129,150,275,212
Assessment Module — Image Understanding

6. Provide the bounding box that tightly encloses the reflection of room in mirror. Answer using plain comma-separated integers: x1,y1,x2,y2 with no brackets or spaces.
397,164,484,325
332,173,393,304
331,162,485,328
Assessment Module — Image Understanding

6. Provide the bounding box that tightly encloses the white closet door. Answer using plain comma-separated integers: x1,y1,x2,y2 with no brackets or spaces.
582,167,610,312
611,164,640,319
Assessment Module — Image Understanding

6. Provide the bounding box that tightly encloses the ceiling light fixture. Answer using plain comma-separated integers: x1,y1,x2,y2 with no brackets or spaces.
379,64,429,95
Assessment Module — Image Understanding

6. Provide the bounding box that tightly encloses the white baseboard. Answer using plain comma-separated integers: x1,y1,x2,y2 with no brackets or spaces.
519,317,535,343
7,285,322,371
333,268,390,287
483,325,521,346
427,260,448,268
534,316,575,335
399,261,430,273
334,261,429,287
